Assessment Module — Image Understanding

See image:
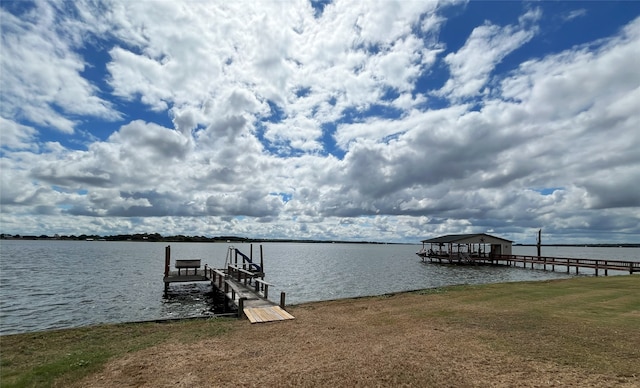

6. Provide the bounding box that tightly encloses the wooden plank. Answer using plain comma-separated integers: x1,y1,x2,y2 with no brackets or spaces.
244,308,262,323
260,306,285,321
272,306,295,320
226,291,257,301
163,274,209,283
255,278,273,286
243,306,295,323
224,280,259,300
251,308,272,323
259,307,282,321
175,259,201,268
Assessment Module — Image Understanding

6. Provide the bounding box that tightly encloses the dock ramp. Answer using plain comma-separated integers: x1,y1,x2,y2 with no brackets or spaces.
244,306,295,323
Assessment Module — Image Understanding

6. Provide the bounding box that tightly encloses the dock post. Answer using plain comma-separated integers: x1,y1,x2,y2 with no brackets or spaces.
164,245,170,277
260,245,264,277
238,297,246,318
280,292,286,309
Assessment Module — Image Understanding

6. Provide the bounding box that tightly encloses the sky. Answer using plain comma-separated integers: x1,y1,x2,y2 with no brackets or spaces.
1,0,639,244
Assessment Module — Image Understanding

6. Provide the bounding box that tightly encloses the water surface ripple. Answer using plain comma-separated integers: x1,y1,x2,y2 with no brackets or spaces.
1,240,637,335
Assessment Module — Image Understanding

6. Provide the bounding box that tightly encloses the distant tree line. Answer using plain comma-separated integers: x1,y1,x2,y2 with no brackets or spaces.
0,233,248,242
0,233,390,244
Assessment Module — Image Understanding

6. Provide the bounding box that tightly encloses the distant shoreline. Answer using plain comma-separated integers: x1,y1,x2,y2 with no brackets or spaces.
0,234,397,244
1,234,638,247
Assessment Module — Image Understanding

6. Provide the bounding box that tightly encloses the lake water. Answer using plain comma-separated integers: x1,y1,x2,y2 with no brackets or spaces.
1,240,638,335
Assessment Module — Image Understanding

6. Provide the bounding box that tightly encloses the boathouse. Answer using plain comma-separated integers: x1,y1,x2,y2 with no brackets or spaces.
418,233,640,275
418,233,512,260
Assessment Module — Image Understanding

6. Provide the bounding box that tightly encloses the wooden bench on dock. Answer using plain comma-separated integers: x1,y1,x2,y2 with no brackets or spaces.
175,259,201,275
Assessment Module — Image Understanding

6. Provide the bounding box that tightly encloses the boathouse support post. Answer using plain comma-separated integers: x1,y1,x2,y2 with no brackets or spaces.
280,292,286,309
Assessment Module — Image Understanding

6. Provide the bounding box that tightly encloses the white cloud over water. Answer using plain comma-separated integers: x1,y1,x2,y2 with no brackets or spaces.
1,1,639,244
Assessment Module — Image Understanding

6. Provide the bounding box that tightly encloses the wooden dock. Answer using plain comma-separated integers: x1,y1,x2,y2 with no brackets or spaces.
163,245,294,323
420,252,640,276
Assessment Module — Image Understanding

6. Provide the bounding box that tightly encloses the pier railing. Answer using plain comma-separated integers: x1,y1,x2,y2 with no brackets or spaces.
205,265,271,299
421,252,639,276
493,254,639,275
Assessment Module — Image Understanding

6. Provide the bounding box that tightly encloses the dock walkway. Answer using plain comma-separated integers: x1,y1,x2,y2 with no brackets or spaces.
163,245,294,323
420,253,640,276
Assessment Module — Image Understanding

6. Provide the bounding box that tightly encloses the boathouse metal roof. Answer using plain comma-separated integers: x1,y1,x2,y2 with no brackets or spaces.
420,233,512,244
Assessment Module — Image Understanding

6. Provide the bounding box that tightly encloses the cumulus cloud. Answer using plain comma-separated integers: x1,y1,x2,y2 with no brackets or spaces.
0,2,121,133
0,117,38,151
0,1,638,243
438,8,541,100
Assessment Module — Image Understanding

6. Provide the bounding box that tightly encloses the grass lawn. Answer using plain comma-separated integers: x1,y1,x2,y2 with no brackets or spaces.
1,275,638,387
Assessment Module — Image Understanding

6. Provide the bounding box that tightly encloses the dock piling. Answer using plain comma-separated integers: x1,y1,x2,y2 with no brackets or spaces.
164,245,170,277
238,297,246,318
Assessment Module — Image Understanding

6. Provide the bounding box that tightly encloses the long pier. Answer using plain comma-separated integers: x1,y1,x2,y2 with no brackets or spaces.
163,245,294,323
420,253,640,276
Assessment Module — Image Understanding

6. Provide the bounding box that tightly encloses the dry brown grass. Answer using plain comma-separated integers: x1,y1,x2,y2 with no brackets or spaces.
70,277,639,388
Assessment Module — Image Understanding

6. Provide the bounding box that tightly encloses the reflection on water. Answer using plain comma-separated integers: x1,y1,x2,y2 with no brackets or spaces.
161,283,221,318
0,240,637,334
